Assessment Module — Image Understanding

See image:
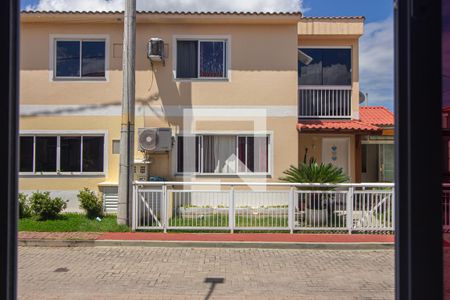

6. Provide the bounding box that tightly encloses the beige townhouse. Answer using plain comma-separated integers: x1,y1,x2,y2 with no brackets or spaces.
19,10,389,212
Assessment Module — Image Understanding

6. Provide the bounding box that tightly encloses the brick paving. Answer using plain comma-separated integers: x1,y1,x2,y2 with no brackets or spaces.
19,246,394,299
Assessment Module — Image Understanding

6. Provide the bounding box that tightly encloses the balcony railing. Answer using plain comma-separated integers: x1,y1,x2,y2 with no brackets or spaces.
298,86,352,119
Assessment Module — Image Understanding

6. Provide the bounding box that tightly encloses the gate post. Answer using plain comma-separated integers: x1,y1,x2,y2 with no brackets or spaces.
229,186,235,233
131,184,137,231
289,186,295,234
347,187,354,234
162,184,168,233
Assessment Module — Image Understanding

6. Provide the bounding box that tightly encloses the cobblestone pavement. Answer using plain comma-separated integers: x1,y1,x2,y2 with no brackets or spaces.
19,246,394,300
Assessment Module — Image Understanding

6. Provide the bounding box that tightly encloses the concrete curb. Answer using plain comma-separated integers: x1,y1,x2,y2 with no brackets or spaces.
19,239,394,250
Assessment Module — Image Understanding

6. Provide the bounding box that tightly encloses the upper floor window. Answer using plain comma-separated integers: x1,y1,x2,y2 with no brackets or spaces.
298,48,352,86
55,39,106,79
176,39,227,79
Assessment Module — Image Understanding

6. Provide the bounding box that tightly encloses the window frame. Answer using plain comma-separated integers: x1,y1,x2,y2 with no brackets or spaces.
298,46,352,87
19,131,108,176
175,133,272,176
173,35,231,81
50,34,109,82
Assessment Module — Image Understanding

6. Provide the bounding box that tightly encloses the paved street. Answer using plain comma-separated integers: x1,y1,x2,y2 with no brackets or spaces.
19,246,394,300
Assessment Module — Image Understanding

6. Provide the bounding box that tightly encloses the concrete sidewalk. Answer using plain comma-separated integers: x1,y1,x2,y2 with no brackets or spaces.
19,232,395,249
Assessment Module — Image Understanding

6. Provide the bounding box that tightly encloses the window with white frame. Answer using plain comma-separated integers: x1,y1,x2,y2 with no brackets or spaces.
176,39,227,79
55,39,106,79
177,134,270,174
19,135,105,174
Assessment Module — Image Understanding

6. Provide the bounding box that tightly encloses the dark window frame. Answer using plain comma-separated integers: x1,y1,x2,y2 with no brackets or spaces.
54,38,107,80
19,134,105,175
298,47,352,86
175,39,228,80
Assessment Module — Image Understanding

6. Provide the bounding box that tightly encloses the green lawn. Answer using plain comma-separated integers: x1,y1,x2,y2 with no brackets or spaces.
19,213,130,232
167,215,289,228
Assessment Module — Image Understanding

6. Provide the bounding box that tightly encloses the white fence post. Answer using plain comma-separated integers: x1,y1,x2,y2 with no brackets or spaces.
229,186,235,233
289,186,295,234
391,188,395,230
162,184,168,233
347,187,354,234
131,184,137,231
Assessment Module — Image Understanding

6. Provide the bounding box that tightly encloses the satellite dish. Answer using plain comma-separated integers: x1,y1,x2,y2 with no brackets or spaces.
298,50,313,65
359,91,367,104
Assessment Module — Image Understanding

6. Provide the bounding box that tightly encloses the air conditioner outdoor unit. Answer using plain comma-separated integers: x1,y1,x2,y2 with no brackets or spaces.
148,38,165,62
138,128,172,152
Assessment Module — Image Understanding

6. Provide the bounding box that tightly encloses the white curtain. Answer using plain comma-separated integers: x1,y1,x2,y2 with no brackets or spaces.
203,135,236,173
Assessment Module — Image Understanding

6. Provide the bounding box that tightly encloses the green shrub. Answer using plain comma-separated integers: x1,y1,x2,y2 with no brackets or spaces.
29,191,67,220
77,188,103,219
18,193,32,218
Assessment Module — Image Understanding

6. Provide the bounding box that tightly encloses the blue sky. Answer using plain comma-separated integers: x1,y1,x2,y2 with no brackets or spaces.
21,0,394,110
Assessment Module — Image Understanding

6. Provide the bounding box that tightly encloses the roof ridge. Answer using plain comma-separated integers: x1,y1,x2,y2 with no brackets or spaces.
20,10,302,16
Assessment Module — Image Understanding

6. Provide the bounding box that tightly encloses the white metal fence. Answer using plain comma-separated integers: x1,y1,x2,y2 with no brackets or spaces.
132,182,395,233
298,86,352,119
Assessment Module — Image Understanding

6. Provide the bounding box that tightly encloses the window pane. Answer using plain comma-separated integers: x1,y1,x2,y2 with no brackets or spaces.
322,49,352,85
19,137,34,172
82,136,104,172
254,137,269,173
200,41,225,78
177,136,200,173
56,41,80,77
176,41,198,78
237,137,247,172
35,137,57,172
298,48,352,86
298,49,323,85
203,135,236,173
82,41,105,77
60,137,81,172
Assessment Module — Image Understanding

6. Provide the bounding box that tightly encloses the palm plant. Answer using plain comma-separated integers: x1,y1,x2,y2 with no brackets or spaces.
279,159,349,187
280,159,348,224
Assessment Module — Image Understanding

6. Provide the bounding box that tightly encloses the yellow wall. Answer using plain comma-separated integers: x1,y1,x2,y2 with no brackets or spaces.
19,17,299,195
298,133,357,181
298,18,364,120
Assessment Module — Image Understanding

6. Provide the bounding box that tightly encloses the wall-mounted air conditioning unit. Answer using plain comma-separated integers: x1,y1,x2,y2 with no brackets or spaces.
148,38,165,62
138,128,172,152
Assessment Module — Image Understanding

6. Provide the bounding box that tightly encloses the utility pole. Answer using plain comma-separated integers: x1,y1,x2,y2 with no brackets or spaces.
117,0,136,225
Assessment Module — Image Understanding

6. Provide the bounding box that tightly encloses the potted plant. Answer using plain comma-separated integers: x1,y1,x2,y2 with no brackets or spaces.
279,158,348,226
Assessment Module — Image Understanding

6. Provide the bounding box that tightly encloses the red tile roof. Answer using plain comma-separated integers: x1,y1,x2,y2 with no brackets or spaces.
360,106,394,127
297,120,381,133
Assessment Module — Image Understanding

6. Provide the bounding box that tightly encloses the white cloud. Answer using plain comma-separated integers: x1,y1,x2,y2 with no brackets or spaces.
26,0,303,13
360,17,394,109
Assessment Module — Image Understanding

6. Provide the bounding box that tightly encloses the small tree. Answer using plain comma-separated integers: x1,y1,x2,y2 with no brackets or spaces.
29,191,67,220
77,188,103,219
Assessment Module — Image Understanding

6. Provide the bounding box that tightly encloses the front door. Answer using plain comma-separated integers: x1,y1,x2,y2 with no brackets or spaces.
378,144,395,182
322,138,350,175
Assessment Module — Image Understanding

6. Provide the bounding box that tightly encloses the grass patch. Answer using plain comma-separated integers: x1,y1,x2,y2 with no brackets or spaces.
167,215,289,228
19,213,129,232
